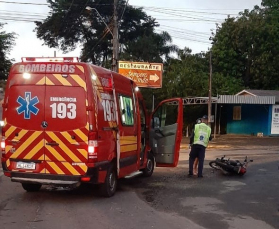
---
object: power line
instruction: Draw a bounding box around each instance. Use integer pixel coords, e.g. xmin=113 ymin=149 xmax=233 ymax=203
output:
xmin=0 ymin=9 xmax=47 ymax=15
xmin=0 ymin=1 xmax=47 ymax=5
xmin=0 ymin=17 xmax=43 ymax=22
xmin=156 ymin=29 xmax=211 ymax=44
xmin=132 ymin=5 xmax=250 ymax=12
xmin=142 ymin=6 xmax=239 ymax=16
xmin=160 ymin=25 xmax=212 ymax=35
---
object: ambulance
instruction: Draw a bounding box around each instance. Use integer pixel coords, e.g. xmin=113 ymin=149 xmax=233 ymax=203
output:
xmin=1 ymin=57 xmax=183 ymax=197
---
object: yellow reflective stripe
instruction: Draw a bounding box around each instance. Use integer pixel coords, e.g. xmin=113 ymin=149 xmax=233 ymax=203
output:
xmin=77 ymin=149 xmax=88 ymax=159
xmin=71 ymin=74 xmax=86 ymax=91
xmin=73 ymin=129 xmax=88 ymax=142
xmin=120 ymin=136 xmax=137 ymax=145
xmin=53 ymin=74 xmax=72 ymax=86
xmin=36 ymin=78 xmax=45 ymax=85
xmin=18 ymin=129 xmax=28 ymax=139
xmin=79 ymin=164 xmax=87 ymax=173
xmin=5 ymin=127 xmax=28 ymax=140
xmin=5 ymin=145 xmax=12 ymax=153
xmin=76 ymin=65 xmax=84 ymax=73
xmin=45 ymin=145 xmax=66 ymax=162
xmin=6 ymin=159 xmax=10 ymax=167
xmin=120 ymin=136 xmax=137 ymax=141
xmin=47 ymin=162 xmax=64 ymax=174
xmin=46 ymin=77 xmax=55 ymax=85
xmin=24 ymin=139 xmax=44 ymax=160
xmin=10 ymin=131 xmax=42 ymax=158
xmin=61 ymin=131 xmax=76 ymax=144
xmin=38 ymin=155 xmax=44 ymax=160
xmin=120 ymin=144 xmax=137 ymax=152
xmin=45 ymin=169 xmax=50 ymax=174
xmin=62 ymin=162 xmax=80 ymax=175
xmin=46 ymin=132 xmax=81 ymax=162
xmin=5 ymin=126 xmax=16 ymax=138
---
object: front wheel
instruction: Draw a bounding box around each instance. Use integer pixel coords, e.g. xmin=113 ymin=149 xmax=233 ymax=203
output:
xmin=99 ymin=165 xmax=117 ymax=197
xmin=141 ymin=155 xmax=155 ymax=177
xmin=209 ymin=161 xmax=221 ymax=170
xmin=22 ymin=183 xmax=42 ymax=192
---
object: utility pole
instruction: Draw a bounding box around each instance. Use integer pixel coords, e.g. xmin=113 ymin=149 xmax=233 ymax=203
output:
xmin=112 ymin=0 xmax=119 ymax=72
xmin=208 ymin=51 xmax=212 ymax=126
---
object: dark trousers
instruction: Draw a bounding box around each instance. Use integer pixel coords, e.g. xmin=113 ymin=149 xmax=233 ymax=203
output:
xmin=189 ymin=144 xmax=206 ymax=176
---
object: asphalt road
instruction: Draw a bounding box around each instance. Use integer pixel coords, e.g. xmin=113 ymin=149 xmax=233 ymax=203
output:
xmin=0 ymin=135 xmax=279 ymax=229
xmin=125 ymin=148 xmax=279 ymax=229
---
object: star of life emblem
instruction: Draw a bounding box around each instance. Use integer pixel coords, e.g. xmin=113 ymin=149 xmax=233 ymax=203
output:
xmin=17 ymin=92 xmax=39 ymax=119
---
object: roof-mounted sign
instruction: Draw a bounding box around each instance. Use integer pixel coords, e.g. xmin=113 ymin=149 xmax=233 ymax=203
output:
xmin=118 ymin=61 xmax=163 ymax=88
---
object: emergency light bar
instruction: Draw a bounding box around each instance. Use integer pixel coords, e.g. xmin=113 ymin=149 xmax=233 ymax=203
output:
xmin=21 ymin=57 xmax=79 ymax=62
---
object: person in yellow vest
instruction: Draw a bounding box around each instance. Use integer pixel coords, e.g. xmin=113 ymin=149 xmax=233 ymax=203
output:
xmin=191 ymin=118 xmax=201 ymax=175
xmin=189 ymin=115 xmax=212 ymax=178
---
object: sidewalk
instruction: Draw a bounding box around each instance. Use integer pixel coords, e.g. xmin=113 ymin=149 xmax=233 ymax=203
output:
xmin=179 ymin=134 xmax=279 ymax=164
xmin=180 ymin=134 xmax=279 ymax=150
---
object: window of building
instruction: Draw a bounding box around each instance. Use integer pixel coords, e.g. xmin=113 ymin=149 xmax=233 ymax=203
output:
xmin=233 ymin=106 xmax=241 ymax=120
xmin=119 ymin=95 xmax=134 ymax=126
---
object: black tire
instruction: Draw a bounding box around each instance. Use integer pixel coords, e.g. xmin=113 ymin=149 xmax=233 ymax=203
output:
xmin=209 ymin=161 xmax=221 ymax=170
xmin=141 ymin=155 xmax=155 ymax=177
xmin=99 ymin=164 xmax=117 ymax=197
xmin=22 ymin=183 xmax=42 ymax=192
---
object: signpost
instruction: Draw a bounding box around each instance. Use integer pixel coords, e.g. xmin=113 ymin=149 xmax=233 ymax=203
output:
xmin=118 ymin=61 xmax=163 ymax=88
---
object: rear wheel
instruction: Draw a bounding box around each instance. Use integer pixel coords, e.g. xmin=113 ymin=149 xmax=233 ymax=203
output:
xmin=99 ymin=165 xmax=117 ymax=197
xmin=141 ymin=155 xmax=155 ymax=177
xmin=209 ymin=161 xmax=221 ymax=170
xmin=21 ymin=183 xmax=42 ymax=192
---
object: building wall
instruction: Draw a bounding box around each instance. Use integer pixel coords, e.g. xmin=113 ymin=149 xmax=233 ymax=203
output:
xmin=226 ymin=104 xmax=271 ymax=136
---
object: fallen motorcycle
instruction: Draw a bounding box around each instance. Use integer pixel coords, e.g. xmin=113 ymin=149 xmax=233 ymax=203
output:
xmin=209 ymin=155 xmax=253 ymax=176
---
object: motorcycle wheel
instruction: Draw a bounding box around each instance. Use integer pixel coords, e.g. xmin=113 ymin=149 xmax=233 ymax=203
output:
xmin=209 ymin=161 xmax=221 ymax=170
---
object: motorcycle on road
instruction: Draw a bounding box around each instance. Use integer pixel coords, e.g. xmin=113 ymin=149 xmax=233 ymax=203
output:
xmin=209 ymin=156 xmax=253 ymax=176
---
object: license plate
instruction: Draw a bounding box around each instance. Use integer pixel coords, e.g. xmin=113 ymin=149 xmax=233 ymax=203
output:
xmin=16 ymin=162 xmax=36 ymax=170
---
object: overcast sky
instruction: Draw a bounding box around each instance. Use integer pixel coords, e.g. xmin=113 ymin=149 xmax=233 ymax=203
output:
xmin=0 ymin=0 xmax=262 ymax=62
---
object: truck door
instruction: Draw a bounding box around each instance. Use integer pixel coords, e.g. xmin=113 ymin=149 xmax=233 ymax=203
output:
xmin=44 ymin=69 xmax=88 ymax=176
xmin=4 ymin=71 xmax=46 ymax=174
xmin=149 ymin=98 xmax=183 ymax=167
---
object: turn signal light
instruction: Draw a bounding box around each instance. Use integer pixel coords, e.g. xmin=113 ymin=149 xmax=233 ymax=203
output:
xmin=1 ymin=137 xmax=5 ymax=151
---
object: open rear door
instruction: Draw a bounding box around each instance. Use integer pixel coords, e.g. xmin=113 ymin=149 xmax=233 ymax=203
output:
xmin=149 ymin=98 xmax=183 ymax=167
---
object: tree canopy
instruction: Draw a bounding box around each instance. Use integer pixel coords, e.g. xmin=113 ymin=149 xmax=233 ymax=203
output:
xmin=35 ymin=0 xmax=176 ymax=67
xmin=32 ymin=0 xmax=279 ymax=95
xmin=0 ymin=23 xmax=16 ymax=80
xmin=211 ymin=1 xmax=279 ymax=90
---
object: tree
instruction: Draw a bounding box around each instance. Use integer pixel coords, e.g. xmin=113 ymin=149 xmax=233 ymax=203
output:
xmin=120 ymin=31 xmax=178 ymax=63
xmin=0 ymin=23 xmax=16 ymax=80
xmin=211 ymin=2 xmax=279 ymax=90
xmin=262 ymin=0 xmax=279 ymax=8
xmin=35 ymin=0 xmax=176 ymax=67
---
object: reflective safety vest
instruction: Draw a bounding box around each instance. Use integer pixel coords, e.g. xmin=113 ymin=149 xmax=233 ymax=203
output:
xmin=193 ymin=123 xmax=211 ymax=147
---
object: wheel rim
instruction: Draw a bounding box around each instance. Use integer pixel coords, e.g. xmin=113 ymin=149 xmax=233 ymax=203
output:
xmin=146 ymin=158 xmax=153 ymax=172
xmin=108 ymin=172 xmax=116 ymax=192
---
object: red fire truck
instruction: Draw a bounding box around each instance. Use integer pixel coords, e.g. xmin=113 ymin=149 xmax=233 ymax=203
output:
xmin=1 ymin=57 xmax=183 ymax=197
